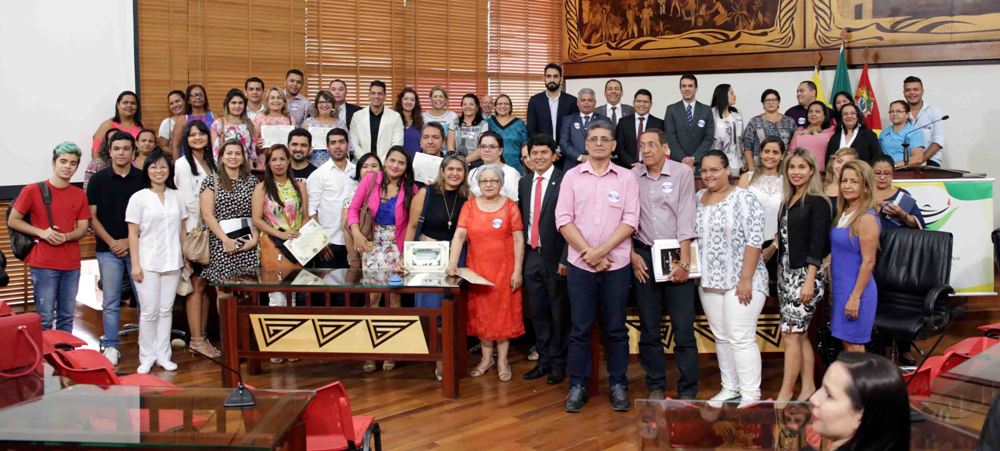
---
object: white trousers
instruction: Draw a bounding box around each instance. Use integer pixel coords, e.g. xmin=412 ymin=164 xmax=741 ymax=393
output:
xmin=699 ymin=288 xmax=766 ymax=399
xmin=135 ymin=269 xmax=180 ymax=366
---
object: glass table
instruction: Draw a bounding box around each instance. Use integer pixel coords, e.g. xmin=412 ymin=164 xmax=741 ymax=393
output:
xmin=211 ymin=269 xmax=468 ymax=398
xmin=0 ymin=384 xmax=313 ymax=449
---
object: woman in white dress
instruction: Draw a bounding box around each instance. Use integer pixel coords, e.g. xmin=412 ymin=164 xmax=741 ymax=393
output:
xmin=738 ymin=137 xmax=784 ymax=283
xmin=710 ymin=84 xmax=745 ymax=176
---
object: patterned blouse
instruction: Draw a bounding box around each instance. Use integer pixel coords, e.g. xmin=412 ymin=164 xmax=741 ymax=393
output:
xmin=263 ymin=179 xmax=303 ymax=231
xmin=741 ymin=114 xmax=796 ymax=156
xmin=211 ymin=118 xmax=256 ymax=162
xmin=695 ymin=187 xmax=769 ymax=294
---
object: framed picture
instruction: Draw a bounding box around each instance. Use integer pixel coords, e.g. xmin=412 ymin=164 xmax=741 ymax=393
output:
xmin=651 ymin=239 xmax=701 ymax=283
xmin=403 ymin=241 xmax=450 ymax=273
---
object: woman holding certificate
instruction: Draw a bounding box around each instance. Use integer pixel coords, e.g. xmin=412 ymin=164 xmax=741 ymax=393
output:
xmin=252 ymin=88 xmax=293 ymax=151
xmin=348 ymin=146 xmax=418 ymax=374
xmin=252 ymin=144 xmax=308 ymax=306
xmin=447 ymin=164 xmax=524 ymax=382
xmin=302 ymin=90 xmax=346 ymax=167
xmin=200 ymin=139 xmax=261 ymax=287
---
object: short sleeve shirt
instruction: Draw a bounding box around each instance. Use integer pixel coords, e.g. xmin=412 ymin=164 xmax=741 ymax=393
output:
xmin=695 ymin=187 xmax=769 ymax=294
xmin=125 ymin=189 xmax=187 ymax=272
xmin=12 ymin=181 xmax=91 ymax=270
xmin=86 ymin=167 xmax=145 ymax=253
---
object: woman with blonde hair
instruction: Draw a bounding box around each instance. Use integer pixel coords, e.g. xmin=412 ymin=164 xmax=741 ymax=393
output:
xmin=775 ymin=149 xmax=831 ymax=402
xmin=423 ymin=86 xmax=458 ymax=151
xmin=830 ymin=160 xmax=879 ymax=353
xmin=823 ymin=147 xmax=858 ymax=210
xmin=252 ymin=87 xmax=293 ymax=150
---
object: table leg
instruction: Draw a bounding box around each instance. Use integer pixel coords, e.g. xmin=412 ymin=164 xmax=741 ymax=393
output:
xmin=442 ymin=299 xmax=458 ymax=398
xmin=457 ymin=287 xmax=469 ymax=375
xmin=221 ymin=295 xmax=240 ymax=387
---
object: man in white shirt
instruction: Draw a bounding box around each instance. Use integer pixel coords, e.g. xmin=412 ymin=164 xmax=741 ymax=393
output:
xmin=904 ymin=75 xmax=946 ymax=167
xmin=306 ymin=128 xmax=356 ymax=271
xmin=244 ymin=77 xmax=265 ymax=120
xmin=597 ymin=79 xmax=634 ymax=129
xmin=349 ymin=80 xmax=404 ymax=161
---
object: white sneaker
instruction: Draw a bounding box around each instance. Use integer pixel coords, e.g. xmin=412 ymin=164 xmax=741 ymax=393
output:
xmin=707 ymin=388 xmax=741 ymax=408
xmin=103 ymin=347 xmax=121 ymax=366
xmin=737 ymin=398 xmax=761 ymax=409
xmin=156 ymin=359 xmax=178 ymax=371
xmin=137 ymin=362 xmax=154 ymax=374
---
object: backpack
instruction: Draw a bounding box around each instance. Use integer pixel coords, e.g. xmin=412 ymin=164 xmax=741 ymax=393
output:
xmin=7 ymin=182 xmax=53 ymax=261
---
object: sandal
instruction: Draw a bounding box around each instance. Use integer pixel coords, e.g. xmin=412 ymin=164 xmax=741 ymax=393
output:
xmin=270 ymin=358 xmax=286 ymax=364
xmin=382 ymin=360 xmax=396 ymax=371
xmin=435 ymin=361 xmax=443 ymax=382
xmin=363 ymin=360 xmax=377 ymax=374
xmin=498 ymin=360 xmax=512 ymax=382
xmin=469 ymin=359 xmax=495 ymax=377
xmin=527 ymin=346 xmax=539 ymax=361
xmin=189 ymin=337 xmax=222 ymax=359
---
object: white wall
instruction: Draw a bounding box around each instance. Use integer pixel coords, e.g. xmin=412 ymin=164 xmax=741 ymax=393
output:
xmin=567 ymin=63 xmax=1000 ymax=226
xmin=0 ymin=0 xmax=135 ymax=188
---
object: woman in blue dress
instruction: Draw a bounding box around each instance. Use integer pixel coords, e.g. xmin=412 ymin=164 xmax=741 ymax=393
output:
xmin=830 ymin=160 xmax=880 ymax=353
xmin=487 ymin=94 xmax=528 ymax=174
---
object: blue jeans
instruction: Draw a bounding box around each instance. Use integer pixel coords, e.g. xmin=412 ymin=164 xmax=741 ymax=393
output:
xmin=566 ymin=265 xmax=631 ymax=388
xmin=96 ymin=251 xmax=135 ymax=349
xmin=31 ymin=268 xmax=80 ymax=332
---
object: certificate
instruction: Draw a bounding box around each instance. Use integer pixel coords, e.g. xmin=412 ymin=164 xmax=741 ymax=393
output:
xmin=412 ymin=152 xmax=443 ymax=185
xmin=403 ymin=240 xmax=449 ymax=273
xmin=283 ymin=219 xmax=331 ymax=266
xmin=308 ymin=127 xmax=335 ymax=150
xmin=456 ymin=268 xmax=494 ymax=286
xmin=652 ymin=239 xmax=701 ymax=282
xmin=260 ymin=125 xmax=295 ymax=148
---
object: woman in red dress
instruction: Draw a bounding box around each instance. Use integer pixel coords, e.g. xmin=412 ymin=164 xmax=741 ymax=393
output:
xmin=448 ymin=164 xmax=525 ymax=382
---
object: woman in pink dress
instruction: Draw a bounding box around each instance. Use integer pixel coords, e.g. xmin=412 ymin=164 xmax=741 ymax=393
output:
xmin=788 ymin=101 xmax=835 ymax=172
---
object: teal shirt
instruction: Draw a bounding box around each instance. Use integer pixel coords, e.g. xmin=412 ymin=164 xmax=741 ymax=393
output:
xmin=879 ymin=122 xmax=925 ymax=165
xmin=487 ymin=116 xmax=528 ymax=174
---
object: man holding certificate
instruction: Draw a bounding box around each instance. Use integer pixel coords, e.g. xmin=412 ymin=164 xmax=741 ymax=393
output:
xmin=629 ymin=128 xmax=699 ymax=402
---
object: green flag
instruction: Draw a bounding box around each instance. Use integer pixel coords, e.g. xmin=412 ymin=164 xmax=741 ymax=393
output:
xmin=830 ymin=43 xmax=852 ymax=101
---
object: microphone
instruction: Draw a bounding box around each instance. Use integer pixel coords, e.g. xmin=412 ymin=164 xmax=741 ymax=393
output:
xmin=902 ymin=115 xmax=949 ymax=166
xmin=191 ymin=346 xmax=256 ymax=408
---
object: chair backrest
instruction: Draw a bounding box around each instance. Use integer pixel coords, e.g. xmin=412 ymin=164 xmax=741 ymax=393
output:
xmin=47 ymin=349 xmax=121 ymax=386
xmin=875 ymin=229 xmax=952 ymax=312
xmin=305 ymin=381 xmax=357 ymax=442
xmin=993 ymin=227 xmax=1000 ymax=273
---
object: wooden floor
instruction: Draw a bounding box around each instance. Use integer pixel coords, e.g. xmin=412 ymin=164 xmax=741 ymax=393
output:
xmin=59 ymin=275 xmax=1000 ymax=450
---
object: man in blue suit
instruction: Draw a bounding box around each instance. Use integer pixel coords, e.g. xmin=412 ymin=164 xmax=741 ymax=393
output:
xmin=527 ymin=63 xmax=579 ymax=144
xmin=559 ymin=88 xmax=609 ymax=171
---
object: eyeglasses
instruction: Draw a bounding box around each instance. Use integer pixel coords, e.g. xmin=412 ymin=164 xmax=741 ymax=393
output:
xmin=874 ymin=171 xmax=893 ymax=178
xmin=478 ymin=179 xmax=501 ymax=185
xmin=478 ymin=144 xmax=500 ymax=150
xmin=586 ymin=137 xmax=614 ymax=144
xmin=763 ymin=98 xmax=779 ymax=103
xmin=189 ymin=93 xmax=205 ymax=98
xmin=889 ymin=110 xmax=906 ymax=114
xmin=317 ymin=100 xmax=333 ymax=105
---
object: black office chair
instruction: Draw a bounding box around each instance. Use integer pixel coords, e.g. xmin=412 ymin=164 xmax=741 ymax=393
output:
xmin=874 ymin=229 xmax=965 ymax=371
xmin=992 ymin=227 xmax=1000 ymax=273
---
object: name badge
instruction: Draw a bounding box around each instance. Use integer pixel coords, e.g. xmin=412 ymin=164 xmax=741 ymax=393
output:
xmin=608 ymin=190 xmax=621 ymax=203
xmin=661 ymin=181 xmax=674 ymax=193
xmin=491 ymin=218 xmax=504 ymax=229
xmin=797 ymin=117 xmax=806 ymax=125
xmin=574 ymin=122 xmax=581 ymax=129
xmin=697 ymin=119 xmax=705 ymax=128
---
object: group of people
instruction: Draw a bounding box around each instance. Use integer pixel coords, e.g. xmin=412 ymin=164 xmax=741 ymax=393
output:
xmin=11 ymin=64 xmax=940 ymax=430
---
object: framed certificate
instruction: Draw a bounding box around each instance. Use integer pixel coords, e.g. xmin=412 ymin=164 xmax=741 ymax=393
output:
xmin=651 ymin=239 xmax=701 ymax=282
xmin=403 ymin=241 xmax=449 ymax=273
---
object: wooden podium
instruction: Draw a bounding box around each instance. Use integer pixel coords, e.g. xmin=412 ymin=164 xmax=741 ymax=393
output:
xmin=894 ymin=165 xmax=986 ymax=180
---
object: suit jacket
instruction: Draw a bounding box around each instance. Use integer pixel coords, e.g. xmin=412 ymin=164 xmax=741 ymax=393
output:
xmin=558 ymin=112 xmax=610 ymax=172
xmin=613 ymin=113 xmax=665 ymax=168
xmin=596 ymin=103 xmax=635 ymax=128
xmin=344 ymin=103 xmax=362 ymax=130
xmin=664 ymin=100 xmax=715 ymax=165
xmin=349 ymin=106 xmax=405 ymax=162
xmin=518 ymin=168 xmax=567 ymax=272
xmin=527 ymin=91 xmax=579 ymax=143
xmin=826 ymin=126 xmax=882 ymax=165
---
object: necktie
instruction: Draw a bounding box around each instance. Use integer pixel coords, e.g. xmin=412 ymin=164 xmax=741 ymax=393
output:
xmin=583 ymin=115 xmax=590 ymax=127
xmin=530 ymin=176 xmax=544 ymax=249
xmin=686 ymin=104 xmax=694 ymax=126
xmin=610 ymin=106 xmax=618 ymax=127
xmin=636 ymin=117 xmax=646 ymax=162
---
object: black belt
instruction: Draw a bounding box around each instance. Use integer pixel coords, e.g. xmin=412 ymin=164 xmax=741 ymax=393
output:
xmin=525 ymin=245 xmax=543 ymax=254
xmin=632 ymin=239 xmax=652 ymax=251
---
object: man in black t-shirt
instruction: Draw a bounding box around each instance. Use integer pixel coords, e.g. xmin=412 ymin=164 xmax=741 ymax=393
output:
xmin=287 ymin=128 xmax=316 ymax=181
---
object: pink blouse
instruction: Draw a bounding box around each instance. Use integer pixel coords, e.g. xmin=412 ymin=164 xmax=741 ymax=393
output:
xmin=347 ymin=172 xmax=418 ymax=253
xmin=788 ymin=126 xmax=835 ymax=171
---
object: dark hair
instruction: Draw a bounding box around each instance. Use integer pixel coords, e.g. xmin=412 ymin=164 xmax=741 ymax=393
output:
xmin=832 ymin=91 xmax=854 ymax=109
xmin=216 ymin=139 xmax=252 ymax=191
xmin=167 ymin=89 xmax=186 ymax=102
xmin=244 ymin=77 xmax=264 ymax=90
xmin=634 ymin=89 xmax=653 ymax=101
xmin=184 ymin=84 xmax=209 ymax=114
xmin=800 ymin=80 xmax=818 ymax=92
xmin=605 ymin=79 xmax=622 ymax=90
xmin=584 ymin=121 xmax=615 ymax=140
xmin=544 ymin=63 xmax=563 ymax=76
xmin=679 ymin=73 xmax=698 ymax=87
xmin=135 ymin=128 xmax=158 ymax=156
xmin=326 ymin=127 xmax=349 ymax=145
xmin=353 ymin=152 xmax=382 ymax=181
xmin=702 ymin=149 xmax=729 ymax=168
xmin=903 ymin=76 xmax=922 ymax=86
xmin=838 ymin=104 xmax=864 ymax=130
xmin=710 ymin=84 xmax=737 ymax=118
xmin=262 ymin=144 xmax=304 ymax=209
xmin=112 ymin=91 xmax=143 ymax=127
xmin=478 ymin=131 xmax=504 ymax=162
xmin=381 ymin=146 xmax=416 ymax=210
xmin=422 ymin=121 xmax=445 ymax=138
xmin=141 ymin=149 xmax=177 ymax=190
xmin=759 ymin=137 xmax=786 ymax=153
xmin=890 ymin=100 xmax=910 ymax=113
xmin=394 ymin=87 xmax=424 ymax=129
xmin=330 ymin=79 xmax=347 ymax=90
xmin=108 ymin=130 xmax=136 ymax=151
xmin=872 ymin=154 xmax=895 ymax=168
xmin=459 ymin=93 xmax=484 ymax=126
xmin=640 ymin=128 xmax=667 ymax=144
xmin=286 ymin=69 xmax=304 ymax=79
xmin=223 ymin=89 xmax=255 ymax=138
xmin=760 ymin=89 xmax=780 ymax=103
xmin=524 ymin=133 xmax=557 ymax=154
xmin=369 ymin=80 xmax=387 ymax=92
xmin=806 ymin=100 xmax=832 ymax=129
xmin=97 ymin=127 xmax=120 ymax=165
xmin=834 ymin=352 xmax=910 ymax=451
xmin=309 ymin=90 xmax=336 ymax=118
xmin=287 ymin=127 xmax=312 ymax=145
xmin=180 ymin=120 xmax=217 ymax=176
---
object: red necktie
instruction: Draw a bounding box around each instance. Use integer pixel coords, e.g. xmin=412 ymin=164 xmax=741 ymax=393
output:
xmin=636 ymin=116 xmax=646 ymax=162
xmin=530 ymin=176 xmax=544 ymax=249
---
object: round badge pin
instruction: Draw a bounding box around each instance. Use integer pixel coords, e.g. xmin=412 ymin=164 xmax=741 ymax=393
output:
xmin=491 ymin=218 xmax=504 ymax=229
xmin=697 ymin=119 xmax=705 ymax=128
xmin=661 ymin=181 xmax=674 ymax=193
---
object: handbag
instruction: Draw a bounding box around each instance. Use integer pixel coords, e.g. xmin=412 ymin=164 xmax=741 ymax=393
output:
xmin=259 ymin=233 xmax=302 ymax=272
xmin=176 ymin=267 xmax=193 ymax=296
xmin=7 ymin=182 xmax=53 ymax=261
xmin=0 ymin=311 xmax=43 ymax=378
xmin=357 ymin=174 xmax=378 ymax=241
xmin=182 ymin=177 xmax=214 ymax=265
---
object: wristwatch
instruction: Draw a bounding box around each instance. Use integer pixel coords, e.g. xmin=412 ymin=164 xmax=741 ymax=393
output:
xmin=676 ymin=261 xmax=691 ymax=271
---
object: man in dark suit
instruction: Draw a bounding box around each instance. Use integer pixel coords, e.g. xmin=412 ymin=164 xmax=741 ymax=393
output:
xmin=614 ymin=89 xmax=665 ymax=168
xmin=330 ymin=79 xmax=363 ymax=130
xmin=519 ymin=133 xmax=569 ymax=385
xmin=527 ymin=63 xmax=579 ymax=143
xmin=559 ymin=88 xmax=609 ymax=172
xmin=597 ymin=79 xmax=634 ymax=129
xmin=664 ymin=74 xmax=714 ymax=170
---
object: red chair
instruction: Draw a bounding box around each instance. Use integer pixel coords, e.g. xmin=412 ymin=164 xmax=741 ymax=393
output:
xmin=41 ymin=330 xmax=87 ymax=354
xmin=47 ymin=348 xmax=175 ymax=388
xmin=304 ymin=381 xmax=381 ymax=451
xmin=945 ymin=336 xmax=999 ymax=358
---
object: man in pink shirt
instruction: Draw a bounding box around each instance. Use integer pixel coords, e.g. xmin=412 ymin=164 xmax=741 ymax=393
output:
xmin=555 ymin=121 xmax=639 ymax=413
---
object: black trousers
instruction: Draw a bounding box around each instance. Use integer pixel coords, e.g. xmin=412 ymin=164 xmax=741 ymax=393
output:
xmin=523 ymin=248 xmax=569 ymax=371
xmin=633 ymin=241 xmax=699 ymax=396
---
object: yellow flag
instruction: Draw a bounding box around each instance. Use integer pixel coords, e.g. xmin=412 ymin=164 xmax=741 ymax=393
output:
xmin=812 ymin=67 xmax=829 ymax=107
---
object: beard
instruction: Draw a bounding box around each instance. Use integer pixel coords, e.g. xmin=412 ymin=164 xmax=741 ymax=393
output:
xmin=546 ymin=82 xmax=560 ymax=92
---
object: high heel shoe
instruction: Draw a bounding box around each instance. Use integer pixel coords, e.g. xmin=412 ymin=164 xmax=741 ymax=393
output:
xmin=363 ymin=360 xmax=377 ymax=374
xmin=382 ymin=360 xmax=396 ymax=371
xmin=498 ymin=361 xmax=512 ymax=382
xmin=469 ymin=359 xmax=495 ymax=377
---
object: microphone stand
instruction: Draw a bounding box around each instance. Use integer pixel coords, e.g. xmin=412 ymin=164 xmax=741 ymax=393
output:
xmin=191 ymin=347 xmax=256 ymax=408
xmin=900 ymin=114 xmax=950 ymax=168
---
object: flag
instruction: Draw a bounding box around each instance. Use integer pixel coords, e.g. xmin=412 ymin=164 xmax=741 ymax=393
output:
xmin=812 ymin=66 xmax=828 ymax=107
xmin=854 ymin=63 xmax=882 ymax=135
xmin=830 ymin=43 xmax=852 ymax=102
